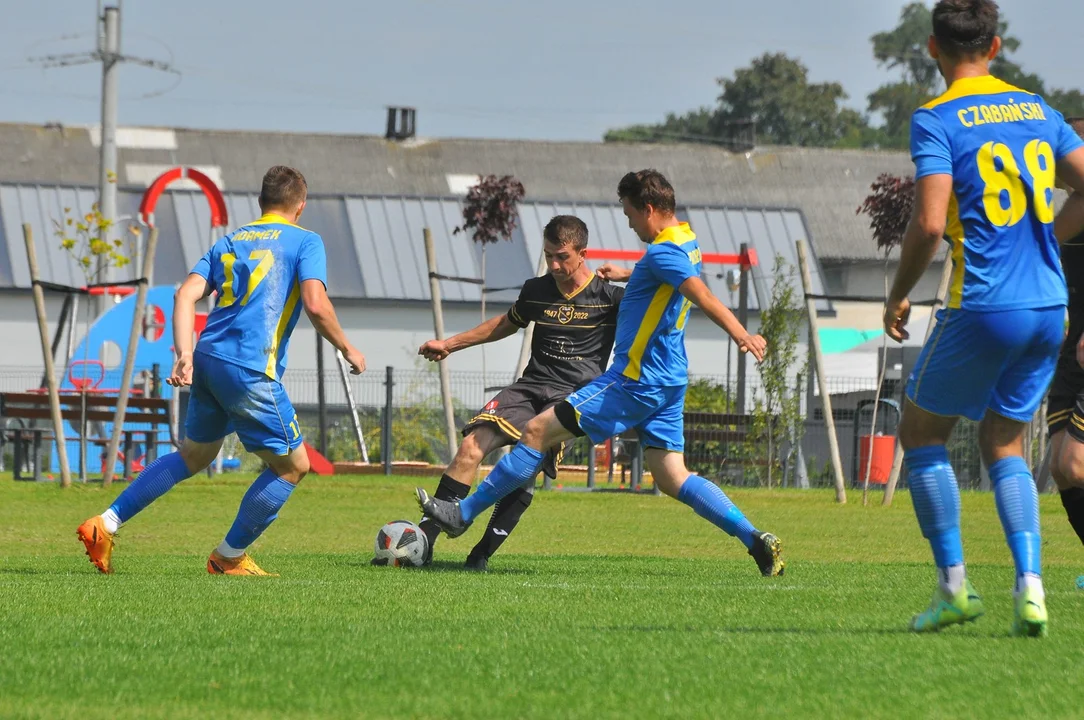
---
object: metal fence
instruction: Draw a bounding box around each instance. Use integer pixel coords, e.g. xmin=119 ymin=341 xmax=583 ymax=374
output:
xmin=0 ymin=365 xmax=1046 ymax=490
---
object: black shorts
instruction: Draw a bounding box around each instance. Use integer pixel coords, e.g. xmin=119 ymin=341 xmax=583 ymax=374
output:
xmin=1047 ymin=351 xmax=1084 ymax=441
xmin=462 ymin=380 xmax=569 ymax=441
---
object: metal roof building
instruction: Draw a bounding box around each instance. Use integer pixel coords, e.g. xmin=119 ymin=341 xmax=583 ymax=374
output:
xmin=0 ymin=184 xmax=826 ymax=311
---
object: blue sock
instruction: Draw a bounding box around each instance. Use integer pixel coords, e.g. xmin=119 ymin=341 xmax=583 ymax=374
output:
xmin=989 ymin=455 xmax=1041 ymax=578
xmin=460 ymin=443 xmax=544 ymax=523
xmin=108 ymin=452 xmax=192 ymax=524
xmin=223 ymin=469 xmax=296 ymax=551
xmin=905 ymin=445 xmax=964 ymax=569
xmin=677 ymin=475 xmax=758 ymax=549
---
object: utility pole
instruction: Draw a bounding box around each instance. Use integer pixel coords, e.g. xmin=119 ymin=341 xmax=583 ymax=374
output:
xmin=97 ymin=5 xmax=120 ymax=314
xmin=30 ymin=1 xmax=178 ymax=317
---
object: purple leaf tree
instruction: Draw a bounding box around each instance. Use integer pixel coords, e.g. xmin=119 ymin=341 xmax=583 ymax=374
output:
xmin=454 ymin=174 xmax=526 ymax=386
xmin=454 ymin=174 xmax=526 ymax=245
xmin=857 ymin=172 xmax=915 ymax=255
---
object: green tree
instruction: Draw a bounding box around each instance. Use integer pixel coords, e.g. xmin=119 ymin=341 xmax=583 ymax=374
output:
xmin=868 ymin=3 xmax=1084 ymax=148
xmin=739 ymin=257 xmax=806 ymax=487
xmin=605 ymin=53 xmax=871 ymax=148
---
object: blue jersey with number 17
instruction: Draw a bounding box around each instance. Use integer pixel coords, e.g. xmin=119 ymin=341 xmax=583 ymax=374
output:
xmin=911 ymin=75 xmax=1083 ymax=311
xmin=191 ymin=213 xmax=327 ymax=381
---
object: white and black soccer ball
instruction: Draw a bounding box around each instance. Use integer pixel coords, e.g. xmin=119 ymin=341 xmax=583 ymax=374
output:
xmin=372 ymin=520 xmax=428 ymax=567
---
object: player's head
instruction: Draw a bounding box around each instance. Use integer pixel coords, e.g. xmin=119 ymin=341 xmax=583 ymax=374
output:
xmin=928 ymin=0 xmax=1001 ymax=75
xmin=1058 ymin=118 xmax=1084 ymax=192
xmin=258 ymin=165 xmax=308 ymax=220
xmin=542 ymin=215 xmax=588 ymax=282
xmin=618 ymin=169 xmax=676 ymax=243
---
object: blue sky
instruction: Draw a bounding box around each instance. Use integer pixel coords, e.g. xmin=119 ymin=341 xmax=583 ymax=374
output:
xmin=0 ymin=0 xmax=1079 ymax=141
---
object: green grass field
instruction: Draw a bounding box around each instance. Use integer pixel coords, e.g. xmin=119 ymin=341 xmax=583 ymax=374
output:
xmin=1 ymin=473 xmax=1082 ymax=719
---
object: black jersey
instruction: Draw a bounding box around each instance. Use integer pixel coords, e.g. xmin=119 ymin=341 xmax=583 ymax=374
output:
xmin=507 ymin=274 xmax=624 ymax=391
xmin=1062 ymin=230 xmax=1084 ymax=353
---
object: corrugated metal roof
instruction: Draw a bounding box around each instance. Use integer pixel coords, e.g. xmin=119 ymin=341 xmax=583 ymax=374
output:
xmin=0 ymin=122 xmax=911 ymax=261
xmin=0 ymin=183 xmax=828 ymax=310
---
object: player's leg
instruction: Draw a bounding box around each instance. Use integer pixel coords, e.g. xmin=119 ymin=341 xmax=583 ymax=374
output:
xmin=984 ymin=306 xmax=1063 ymax=635
xmin=464 ymin=483 xmax=534 ymax=571
xmin=418 ymin=370 xmax=631 ymax=535
xmin=1047 ymin=374 xmax=1084 ymax=549
xmin=900 ymin=309 xmax=1000 ymax=631
xmin=645 ymin=448 xmax=784 ymax=576
xmin=464 ymin=392 xmax=565 ymax=570
xmin=418 ymin=385 xmax=529 ymax=557
xmin=207 ymin=363 xmax=308 ymax=576
xmin=77 ymin=358 xmax=227 ymax=573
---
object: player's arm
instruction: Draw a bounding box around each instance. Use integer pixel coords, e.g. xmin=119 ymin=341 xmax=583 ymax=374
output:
xmin=677 ymin=276 xmax=766 ymax=362
xmin=885 ymin=174 xmax=953 ymax=341
xmin=1055 ymin=192 xmax=1084 ymax=244
xmin=301 ymin=279 xmax=365 ymax=374
xmin=596 ymin=263 xmax=633 ymax=283
xmin=166 ymin=273 xmax=211 ymax=387
xmin=1055 ymin=147 xmax=1084 ymax=242
xmin=418 ymin=314 xmax=519 ymax=362
xmin=886 ymin=108 xmax=953 ymax=342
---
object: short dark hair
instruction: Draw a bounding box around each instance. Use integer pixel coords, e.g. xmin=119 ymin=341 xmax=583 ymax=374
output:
xmin=543 ymin=215 xmax=589 ymax=251
xmin=617 ymin=169 xmax=676 ymax=215
xmin=1068 ymin=117 xmax=1084 ymax=140
xmin=259 ymin=165 xmax=307 ymax=210
xmin=932 ymin=0 xmax=999 ymax=59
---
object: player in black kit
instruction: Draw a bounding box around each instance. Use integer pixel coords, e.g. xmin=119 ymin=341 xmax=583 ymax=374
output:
xmin=1047 ymin=117 xmax=1084 ymax=580
xmin=415 ymin=215 xmax=624 ymax=570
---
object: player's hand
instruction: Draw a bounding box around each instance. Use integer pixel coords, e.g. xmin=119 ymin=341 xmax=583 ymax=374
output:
xmin=1076 ymin=331 xmax=1084 ymax=371
xmin=884 ymin=297 xmax=911 ymax=342
xmin=738 ymin=333 xmax=767 ymax=362
xmin=418 ymin=339 xmax=450 ymax=362
xmin=343 ymin=346 xmax=366 ymax=375
xmin=166 ymin=353 xmax=194 ymax=388
xmin=596 ymin=263 xmax=632 ymax=283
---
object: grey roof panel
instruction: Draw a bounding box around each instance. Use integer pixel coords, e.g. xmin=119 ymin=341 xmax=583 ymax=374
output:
xmin=295 ymin=196 xmax=364 ymax=298
xmin=344 ymin=198 xmax=387 ymax=298
xmin=0 ymin=184 xmax=830 ymax=311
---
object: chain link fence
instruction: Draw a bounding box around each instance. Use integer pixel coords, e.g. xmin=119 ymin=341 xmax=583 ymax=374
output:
xmin=0 ymin=365 xmax=1047 ymax=490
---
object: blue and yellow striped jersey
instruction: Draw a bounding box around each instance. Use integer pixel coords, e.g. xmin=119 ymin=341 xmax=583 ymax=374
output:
xmin=610 ymin=223 xmax=702 ymax=386
xmin=191 ymin=213 xmax=327 ymax=380
xmin=911 ymin=75 xmax=1083 ymax=311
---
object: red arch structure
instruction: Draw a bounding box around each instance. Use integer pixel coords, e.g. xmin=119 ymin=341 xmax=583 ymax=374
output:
xmin=138 ymin=167 xmax=228 ymax=229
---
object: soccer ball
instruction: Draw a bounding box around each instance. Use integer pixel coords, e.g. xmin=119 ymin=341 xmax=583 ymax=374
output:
xmin=372 ymin=520 xmax=428 ymax=567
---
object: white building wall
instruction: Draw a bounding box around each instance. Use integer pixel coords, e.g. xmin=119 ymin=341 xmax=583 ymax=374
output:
xmin=0 ymin=292 xmax=764 ymax=395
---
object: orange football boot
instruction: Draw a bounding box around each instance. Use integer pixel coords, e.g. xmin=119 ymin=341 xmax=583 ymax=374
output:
xmin=206 ymin=550 xmax=277 ymax=576
xmin=76 ymin=516 xmax=115 ymax=574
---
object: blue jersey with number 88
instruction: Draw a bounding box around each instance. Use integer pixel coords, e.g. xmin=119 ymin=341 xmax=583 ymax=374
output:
xmin=192 ymin=213 xmax=327 ymax=380
xmin=911 ymin=75 xmax=1084 ymax=311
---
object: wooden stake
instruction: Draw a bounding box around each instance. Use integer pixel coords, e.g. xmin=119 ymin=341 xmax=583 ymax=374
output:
xmin=24 ymin=224 xmax=72 ymax=488
xmin=882 ymin=256 xmax=953 ymax=505
xmin=102 ymin=228 xmax=159 ymax=487
xmin=424 ymin=228 xmax=459 ymax=460
xmin=796 ymin=239 xmax=846 ymax=503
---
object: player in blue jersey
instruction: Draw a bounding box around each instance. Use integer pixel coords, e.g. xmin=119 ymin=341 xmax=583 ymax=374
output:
xmin=883 ymin=0 xmax=1084 ymax=635
xmin=418 ymin=169 xmax=786 ymax=576
xmin=77 ymin=166 xmax=366 ymax=576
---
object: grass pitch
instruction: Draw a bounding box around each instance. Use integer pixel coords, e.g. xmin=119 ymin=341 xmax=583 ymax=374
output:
xmin=1 ymin=473 xmax=1082 ymax=719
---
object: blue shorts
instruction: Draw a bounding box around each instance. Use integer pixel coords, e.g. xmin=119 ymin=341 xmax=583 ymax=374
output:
xmin=906 ymin=306 xmax=1064 ymax=423
xmin=185 ymin=352 xmax=303 ymax=455
xmin=564 ymin=368 xmax=686 ymax=452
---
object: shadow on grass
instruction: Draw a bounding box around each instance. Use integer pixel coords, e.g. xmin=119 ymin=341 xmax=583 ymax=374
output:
xmin=341 ymin=558 xmax=537 ymax=575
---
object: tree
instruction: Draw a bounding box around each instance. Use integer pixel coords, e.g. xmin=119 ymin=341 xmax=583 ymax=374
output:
xmin=605 ymin=53 xmax=872 ymax=148
xmin=454 ymin=174 xmax=526 ymax=246
xmin=740 ymin=257 xmax=806 ymax=487
xmin=856 ymin=173 xmax=915 ymax=255
xmin=867 ymin=3 xmax=1084 ymax=147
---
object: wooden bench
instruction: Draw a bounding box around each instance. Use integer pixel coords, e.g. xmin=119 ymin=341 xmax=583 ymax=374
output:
xmin=0 ymin=392 xmax=170 ymax=481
